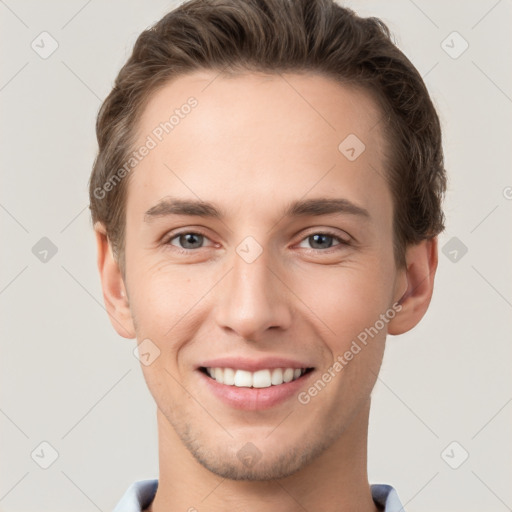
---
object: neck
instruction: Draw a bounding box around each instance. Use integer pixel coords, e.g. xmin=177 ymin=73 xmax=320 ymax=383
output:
xmin=146 ymin=400 xmax=379 ymax=512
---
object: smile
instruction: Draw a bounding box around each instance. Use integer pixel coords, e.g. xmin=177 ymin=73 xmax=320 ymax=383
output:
xmin=200 ymin=367 xmax=313 ymax=388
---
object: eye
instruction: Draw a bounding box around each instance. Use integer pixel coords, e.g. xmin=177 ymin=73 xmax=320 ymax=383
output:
xmin=166 ymin=231 xmax=213 ymax=250
xmin=297 ymin=232 xmax=349 ymax=250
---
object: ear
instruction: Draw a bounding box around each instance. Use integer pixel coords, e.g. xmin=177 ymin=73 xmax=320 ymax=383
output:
xmin=388 ymin=237 xmax=438 ymax=335
xmin=94 ymin=222 xmax=136 ymax=339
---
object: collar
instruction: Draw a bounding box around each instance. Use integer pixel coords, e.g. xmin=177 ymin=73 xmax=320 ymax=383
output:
xmin=113 ymin=479 xmax=406 ymax=511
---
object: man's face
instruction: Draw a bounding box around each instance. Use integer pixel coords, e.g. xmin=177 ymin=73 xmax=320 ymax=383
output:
xmin=120 ymin=71 xmax=406 ymax=479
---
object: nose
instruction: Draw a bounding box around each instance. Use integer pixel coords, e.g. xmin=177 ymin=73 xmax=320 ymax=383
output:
xmin=214 ymin=246 xmax=293 ymax=341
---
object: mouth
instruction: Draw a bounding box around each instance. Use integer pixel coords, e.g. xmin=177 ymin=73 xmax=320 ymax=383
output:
xmin=199 ymin=366 xmax=315 ymax=388
xmin=196 ymin=357 xmax=316 ymax=410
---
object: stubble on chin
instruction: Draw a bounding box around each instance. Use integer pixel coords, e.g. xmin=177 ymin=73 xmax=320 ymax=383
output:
xmin=170 ymin=415 xmax=347 ymax=482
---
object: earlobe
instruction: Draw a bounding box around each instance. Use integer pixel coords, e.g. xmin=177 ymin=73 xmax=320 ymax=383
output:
xmin=388 ymin=237 xmax=438 ymax=336
xmin=94 ymin=222 xmax=136 ymax=339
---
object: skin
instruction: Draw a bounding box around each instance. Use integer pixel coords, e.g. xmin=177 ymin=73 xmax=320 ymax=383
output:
xmin=95 ymin=71 xmax=438 ymax=512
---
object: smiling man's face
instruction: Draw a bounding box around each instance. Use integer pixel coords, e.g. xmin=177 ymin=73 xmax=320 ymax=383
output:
xmin=97 ymin=70 xmax=419 ymax=480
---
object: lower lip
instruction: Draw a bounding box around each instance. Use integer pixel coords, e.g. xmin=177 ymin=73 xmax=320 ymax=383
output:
xmin=198 ymin=370 xmax=314 ymax=410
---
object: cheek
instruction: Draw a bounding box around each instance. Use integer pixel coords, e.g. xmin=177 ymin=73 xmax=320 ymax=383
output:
xmin=293 ymin=263 xmax=394 ymax=346
xmin=127 ymin=260 xmax=213 ymax=339
xmin=128 ymin=266 xmax=200 ymax=392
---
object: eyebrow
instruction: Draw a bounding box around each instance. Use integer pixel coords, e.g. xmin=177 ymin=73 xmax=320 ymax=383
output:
xmin=143 ymin=196 xmax=370 ymax=222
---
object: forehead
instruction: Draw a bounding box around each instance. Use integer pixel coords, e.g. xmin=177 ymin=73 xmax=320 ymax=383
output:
xmin=127 ymin=70 xmax=391 ymax=222
xmin=135 ymin=70 xmax=385 ymax=153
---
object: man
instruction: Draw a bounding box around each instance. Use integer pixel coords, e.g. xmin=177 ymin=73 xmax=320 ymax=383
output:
xmin=89 ymin=0 xmax=446 ymax=510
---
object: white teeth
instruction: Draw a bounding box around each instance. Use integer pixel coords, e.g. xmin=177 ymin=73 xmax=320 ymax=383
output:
xmin=252 ymin=369 xmax=271 ymax=388
xmin=204 ymin=367 xmax=307 ymax=388
xmin=283 ymin=368 xmax=294 ymax=383
xmin=213 ymin=367 xmax=224 ymax=384
xmin=223 ymin=367 xmax=235 ymax=385
xmin=271 ymin=368 xmax=283 ymax=385
xmin=234 ymin=370 xmax=252 ymax=387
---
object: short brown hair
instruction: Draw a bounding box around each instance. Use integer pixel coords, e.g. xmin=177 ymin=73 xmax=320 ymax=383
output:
xmin=89 ymin=0 xmax=446 ymax=272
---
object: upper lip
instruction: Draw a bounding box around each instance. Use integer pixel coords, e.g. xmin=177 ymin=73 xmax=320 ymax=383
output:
xmin=198 ymin=357 xmax=314 ymax=372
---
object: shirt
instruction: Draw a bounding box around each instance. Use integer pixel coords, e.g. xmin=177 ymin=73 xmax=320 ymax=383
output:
xmin=112 ymin=478 xmax=405 ymax=511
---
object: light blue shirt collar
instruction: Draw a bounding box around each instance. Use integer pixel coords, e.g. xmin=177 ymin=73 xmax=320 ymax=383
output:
xmin=113 ymin=479 xmax=405 ymax=511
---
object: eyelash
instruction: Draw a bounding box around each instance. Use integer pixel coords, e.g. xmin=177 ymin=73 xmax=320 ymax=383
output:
xmin=297 ymin=231 xmax=351 ymax=252
xmin=163 ymin=230 xmax=351 ymax=254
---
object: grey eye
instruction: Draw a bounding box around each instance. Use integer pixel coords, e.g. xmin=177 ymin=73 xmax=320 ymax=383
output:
xmin=173 ymin=233 xmax=204 ymax=249
xmin=306 ymin=234 xmax=336 ymax=249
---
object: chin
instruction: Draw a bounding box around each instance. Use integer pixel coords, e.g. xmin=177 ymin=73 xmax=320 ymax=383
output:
xmin=191 ymin=450 xmax=308 ymax=481
xmin=179 ymin=422 xmax=339 ymax=482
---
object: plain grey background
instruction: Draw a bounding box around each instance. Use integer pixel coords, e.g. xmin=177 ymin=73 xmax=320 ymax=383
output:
xmin=1 ymin=1 xmax=511 ymax=511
